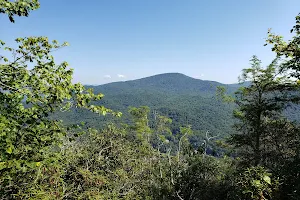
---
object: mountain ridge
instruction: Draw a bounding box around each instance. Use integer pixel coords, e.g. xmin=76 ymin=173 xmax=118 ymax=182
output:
xmin=56 ymin=73 xmax=238 ymax=142
xmin=88 ymin=73 xmax=240 ymax=97
xmin=86 ymin=73 xmax=241 ymax=88
xmin=56 ymin=72 xmax=299 ymax=146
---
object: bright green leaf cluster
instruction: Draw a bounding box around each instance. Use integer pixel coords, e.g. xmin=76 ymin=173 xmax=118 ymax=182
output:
xmin=0 ymin=0 xmax=40 ymax=22
xmin=266 ymin=13 xmax=300 ymax=79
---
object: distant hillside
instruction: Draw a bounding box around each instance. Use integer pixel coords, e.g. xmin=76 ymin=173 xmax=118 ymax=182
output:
xmin=55 ymin=72 xmax=300 ymax=146
xmin=56 ymin=73 xmax=239 ymax=140
xmin=88 ymin=73 xmax=239 ymax=96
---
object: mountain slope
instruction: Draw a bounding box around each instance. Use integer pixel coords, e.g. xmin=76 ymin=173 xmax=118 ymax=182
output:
xmin=56 ymin=73 xmax=238 ymax=139
xmin=54 ymin=73 xmax=300 ymax=148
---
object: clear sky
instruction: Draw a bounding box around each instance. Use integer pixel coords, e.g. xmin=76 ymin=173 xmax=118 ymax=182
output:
xmin=1 ymin=0 xmax=300 ymax=84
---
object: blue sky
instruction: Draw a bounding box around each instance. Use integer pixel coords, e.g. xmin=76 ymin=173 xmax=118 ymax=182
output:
xmin=1 ymin=0 xmax=300 ymax=84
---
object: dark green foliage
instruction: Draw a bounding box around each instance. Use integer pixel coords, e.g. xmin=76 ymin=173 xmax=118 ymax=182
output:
xmin=175 ymin=155 xmax=234 ymax=200
xmin=278 ymin=154 xmax=300 ymax=200
xmin=229 ymin=166 xmax=279 ymax=200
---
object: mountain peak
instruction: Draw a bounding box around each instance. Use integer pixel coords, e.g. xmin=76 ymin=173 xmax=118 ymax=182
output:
xmin=138 ymin=72 xmax=197 ymax=81
xmin=91 ymin=72 xmax=231 ymax=96
xmin=134 ymin=72 xmax=198 ymax=83
xmin=147 ymin=72 xmax=190 ymax=78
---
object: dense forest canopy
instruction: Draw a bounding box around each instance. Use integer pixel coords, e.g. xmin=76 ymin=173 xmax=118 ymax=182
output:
xmin=1 ymin=1 xmax=300 ymax=199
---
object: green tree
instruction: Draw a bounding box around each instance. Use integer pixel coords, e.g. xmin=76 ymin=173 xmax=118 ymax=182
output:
xmin=151 ymin=114 xmax=172 ymax=152
xmin=0 ymin=1 xmax=119 ymax=198
xmin=265 ymin=13 xmax=300 ymax=199
xmin=266 ymin=13 xmax=300 ymax=79
xmin=0 ymin=0 xmax=40 ymax=22
xmin=228 ymin=55 xmax=299 ymax=166
xmin=128 ymin=106 xmax=152 ymax=142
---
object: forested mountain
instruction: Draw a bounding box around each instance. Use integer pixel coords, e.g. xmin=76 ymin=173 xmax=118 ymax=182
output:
xmin=56 ymin=73 xmax=300 ymax=140
xmin=55 ymin=73 xmax=238 ymax=138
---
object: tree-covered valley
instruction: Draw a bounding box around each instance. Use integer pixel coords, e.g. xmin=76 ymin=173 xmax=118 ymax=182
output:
xmin=1 ymin=1 xmax=300 ymax=200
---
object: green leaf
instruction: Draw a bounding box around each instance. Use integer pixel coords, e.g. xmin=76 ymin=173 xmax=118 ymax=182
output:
xmin=36 ymin=162 xmax=41 ymax=167
xmin=6 ymin=146 xmax=13 ymax=154
xmin=37 ymin=53 xmax=43 ymax=59
xmin=263 ymin=175 xmax=271 ymax=185
xmin=252 ymin=180 xmax=261 ymax=187
xmin=0 ymin=162 xmax=6 ymax=170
